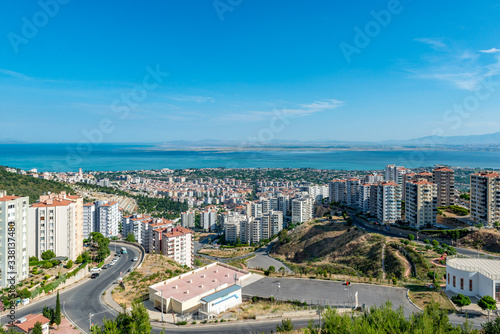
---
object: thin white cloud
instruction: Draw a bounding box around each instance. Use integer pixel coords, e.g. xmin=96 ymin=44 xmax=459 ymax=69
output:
xmin=479 ymin=48 xmax=500 ymax=54
xmin=407 ymin=41 xmax=500 ymax=91
xmin=414 ymin=38 xmax=447 ymax=50
xmin=225 ymin=99 xmax=343 ymax=121
xmin=0 ymin=68 xmax=33 ymax=81
xmin=169 ymin=95 xmax=215 ymax=103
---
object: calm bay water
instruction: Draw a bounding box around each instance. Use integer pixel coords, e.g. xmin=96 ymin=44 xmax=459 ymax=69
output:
xmin=0 ymin=144 xmax=499 ymax=172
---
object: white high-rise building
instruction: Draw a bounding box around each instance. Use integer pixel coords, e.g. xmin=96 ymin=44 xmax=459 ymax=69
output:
xmin=200 ymin=209 xmax=217 ymax=231
xmin=261 ymin=211 xmax=283 ymax=239
xmin=277 ymin=196 xmax=290 ymax=216
xmin=181 ymin=211 xmax=195 ymax=228
xmin=329 ymin=180 xmax=347 ymax=204
xmin=251 ymin=202 xmax=263 ymax=218
xmin=346 ymin=178 xmax=361 ymax=208
xmin=376 ymin=181 xmax=402 ymax=224
xmin=29 ymin=192 xmax=83 ymax=261
xmin=83 ymin=203 xmax=96 ymax=240
xmin=364 ymin=174 xmax=384 ymax=184
xmin=307 ymin=185 xmax=329 ymax=203
xmin=95 ymin=201 xmax=120 ymax=238
xmin=260 ymin=198 xmax=271 ymax=215
xmin=291 ymin=196 xmax=313 ymax=224
xmin=405 ymin=180 xmax=437 ymax=229
xmin=0 ymin=191 xmax=28 ymax=288
xmin=358 ymin=184 xmax=372 ymax=214
xmin=471 ymin=172 xmax=500 ymax=226
xmin=433 ymin=167 xmax=455 ymax=207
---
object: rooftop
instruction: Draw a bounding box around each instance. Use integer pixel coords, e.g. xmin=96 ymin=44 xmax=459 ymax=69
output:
xmin=447 ymin=258 xmax=500 ymax=279
xmin=11 ymin=314 xmax=50 ymax=332
xmin=151 ymin=263 xmax=249 ymax=302
xmin=200 ymin=284 xmax=241 ymax=303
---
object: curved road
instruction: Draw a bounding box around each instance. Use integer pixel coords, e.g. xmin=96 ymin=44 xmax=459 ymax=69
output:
xmin=2 ymin=243 xmax=316 ymax=334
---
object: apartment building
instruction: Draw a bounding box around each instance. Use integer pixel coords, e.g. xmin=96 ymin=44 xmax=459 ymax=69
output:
xmin=376 ymin=181 xmax=402 ymax=224
xmin=358 ymin=183 xmax=372 ymax=214
xmin=200 ymin=209 xmax=217 ymax=231
xmin=160 ymin=226 xmax=194 ymax=267
xmin=346 ymin=178 xmax=361 ymax=208
xmin=470 ymin=172 xmax=500 ymax=225
xmin=181 ymin=210 xmax=195 ymax=228
xmin=328 ymin=180 xmax=347 ymax=204
xmin=405 ymin=180 xmax=438 ymax=229
xmin=251 ymin=202 xmax=263 ymax=218
xmin=363 ymin=174 xmax=384 ymax=184
xmin=307 ymin=185 xmax=329 ymax=203
xmin=96 ymin=201 xmax=120 ymax=238
xmin=291 ymin=196 xmax=313 ymax=224
xmin=29 ymin=192 xmax=83 ymax=261
xmin=0 ymin=191 xmax=28 ymax=287
xmin=223 ymin=212 xmax=246 ymax=243
xmin=83 ymin=203 xmax=96 ymax=239
xmin=261 ymin=210 xmax=283 ymax=239
xmin=433 ymin=167 xmax=455 ymax=207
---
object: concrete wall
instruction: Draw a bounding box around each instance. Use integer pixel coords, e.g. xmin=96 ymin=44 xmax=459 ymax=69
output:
xmin=446 ymin=265 xmax=494 ymax=298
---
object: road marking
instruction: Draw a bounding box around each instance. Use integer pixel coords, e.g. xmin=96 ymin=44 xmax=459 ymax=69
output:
xmin=63 ymin=301 xmax=87 ymax=334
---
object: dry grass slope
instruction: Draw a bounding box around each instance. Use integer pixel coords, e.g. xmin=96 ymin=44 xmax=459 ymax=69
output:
xmin=272 ymin=221 xmax=386 ymax=277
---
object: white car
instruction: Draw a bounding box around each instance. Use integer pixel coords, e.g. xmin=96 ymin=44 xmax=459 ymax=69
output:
xmin=132 ymin=257 xmax=138 ymax=262
xmin=90 ymin=267 xmax=101 ymax=273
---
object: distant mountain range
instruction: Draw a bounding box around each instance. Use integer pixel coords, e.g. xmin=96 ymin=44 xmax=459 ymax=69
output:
xmin=158 ymin=132 xmax=500 ymax=149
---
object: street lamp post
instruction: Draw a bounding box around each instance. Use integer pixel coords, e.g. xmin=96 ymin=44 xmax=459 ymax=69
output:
xmin=89 ymin=313 xmax=93 ymax=332
xmin=160 ymin=290 xmax=164 ymax=323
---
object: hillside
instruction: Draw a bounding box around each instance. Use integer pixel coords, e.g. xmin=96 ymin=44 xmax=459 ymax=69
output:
xmin=0 ymin=166 xmax=74 ymax=203
xmin=458 ymin=229 xmax=500 ymax=253
xmin=271 ymin=219 xmax=392 ymax=278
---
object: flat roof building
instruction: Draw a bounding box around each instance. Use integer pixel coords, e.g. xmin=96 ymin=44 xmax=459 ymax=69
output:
xmin=148 ymin=262 xmax=250 ymax=315
xmin=446 ymin=258 xmax=500 ymax=301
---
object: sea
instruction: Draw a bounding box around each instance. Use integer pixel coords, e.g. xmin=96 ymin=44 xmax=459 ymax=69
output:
xmin=1 ymin=144 xmax=500 ymax=172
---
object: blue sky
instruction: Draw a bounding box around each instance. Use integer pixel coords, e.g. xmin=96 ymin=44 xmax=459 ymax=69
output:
xmin=0 ymin=0 xmax=499 ymax=144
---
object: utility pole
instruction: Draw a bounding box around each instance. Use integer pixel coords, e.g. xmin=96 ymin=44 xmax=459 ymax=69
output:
xmin=89 ymin=313 xmax=93 ymax=332
xmin=160 ymin=290 xmax=164 ymax=323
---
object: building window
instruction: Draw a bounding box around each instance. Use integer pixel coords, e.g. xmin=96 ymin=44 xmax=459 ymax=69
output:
xmin=447 ymin=273 xmax=450 ymax=284
xmin=469 ymin=280 xmax=472 ymax=292
xmin=460 ymin=278 xmax=464 ymax=290
xmin=453 ymin=276 xmax=456 ymax=288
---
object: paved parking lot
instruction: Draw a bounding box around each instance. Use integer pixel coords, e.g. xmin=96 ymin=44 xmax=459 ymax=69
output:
xmin=242 ymin=277 xmax=420 ymax=316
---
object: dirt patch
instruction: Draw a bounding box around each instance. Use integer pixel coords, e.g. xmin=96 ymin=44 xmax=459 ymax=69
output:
xmin=408 ymin=286 xmax=455 ymax=312
xmin=111 ymin=254 xmax=188 ymax=307
xmin=199 ymin=248 xmax=253 ymax=258
xmin=459 ymin=229 xmax=500 ymax=253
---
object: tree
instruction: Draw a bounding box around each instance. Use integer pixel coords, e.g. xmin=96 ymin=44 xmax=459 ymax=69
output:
xmin=41 ymin=250 xmax=56 ymax=260
xmin=451 ymin=294 xmax=471 ymax=313
xmin=66 ymin=260 xmax=73 ymax=269
xmin=268 ymin=266 xmax=276 ymax=273
xmin=279 ymin=267 xmax=286 ymax=277
xmin=193 ymin=258 xmax=203 ymax=267
xmin=92 ymin=302 xmax=152 ymax=334
xmin=43 ymin=305 xmax=55 ymax=325
xmin=82 ymin=252 xmax=91 ymax=263
xmin=483 ymin=317 xmax=500 ymax=334
xmin=432 ymin=240 xmax=439 ymax=246
xmin=75 ymin=255 xmax=83 ymax=264
xmin=31 ymin=322 xmax=43 ymax=334
xmin=408 ymin=234 xmax=415 ymax=241
xmin=54 ymin=291 xmax=61 ymax=326
xmin=276 ymin=318 xmax=294 ymax=332
xmin=126 ymin=233 xmax=136 ymax=243
xmin=478 ymin=295 xmax=497 ymax=321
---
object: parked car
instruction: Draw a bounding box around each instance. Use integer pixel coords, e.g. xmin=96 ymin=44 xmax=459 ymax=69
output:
xmin=90 ymin=267 xmax=101 ymax=273
xmin=91 ymin=273 xmax=100 ymax=279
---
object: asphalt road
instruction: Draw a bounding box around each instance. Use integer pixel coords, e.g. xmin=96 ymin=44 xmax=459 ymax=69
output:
xmin=243 ymin=277 xmax=420 ymax=317
xmin=246 ymin=243 xmax=292 ymax=273
xmin=1 ymin=243 xmax=141 ymax=334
